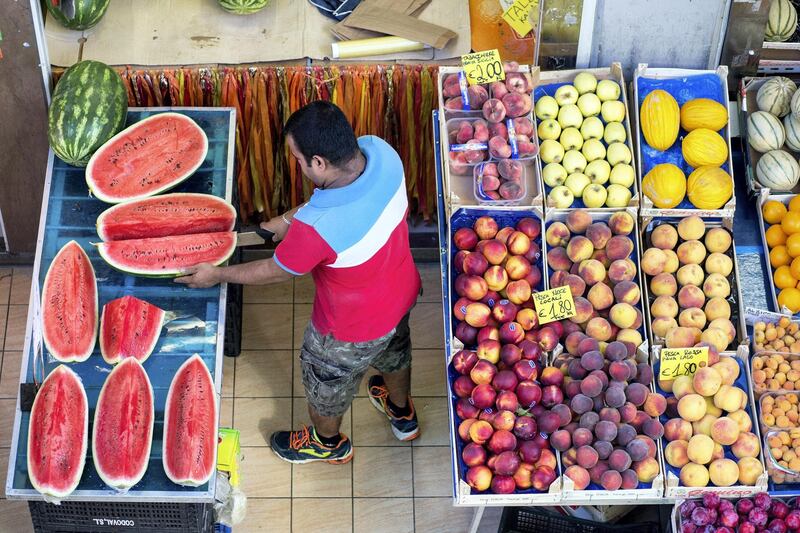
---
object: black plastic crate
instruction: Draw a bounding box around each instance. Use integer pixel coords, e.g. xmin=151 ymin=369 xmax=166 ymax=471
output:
xmin=498 ymin=507 xmax=659 ymax=533
xmin=223 ymin=244 xmax=243 ymax=358
xmin=29 ymin=501 xmax=214 ymax=533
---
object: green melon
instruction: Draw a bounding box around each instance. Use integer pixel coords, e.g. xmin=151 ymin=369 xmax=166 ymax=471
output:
xmin=748 ymin=111 xmax=786 ymax=153
xmin=766 ymin=0 xmax=798 ymax=42
xmin=757 ymin=149 xmax=800 ymax=191
xmin=757 ymin=77 xmax=798 ymax=117
xmin=46 ymin=0 xmax=110 ymax=30
xmin=217 ymin=0 xmax=270 ymax=14
xmin=48 ymin=60 xmax=127 ymax=167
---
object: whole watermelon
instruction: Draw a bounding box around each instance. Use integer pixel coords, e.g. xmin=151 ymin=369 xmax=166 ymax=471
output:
xmin=46 ymin=0 xmax=111 ymax=30
xmin=48 ymin=60 xmax=127 ymax=167
xmin=217 ymin=0 xmax=270 ymax=15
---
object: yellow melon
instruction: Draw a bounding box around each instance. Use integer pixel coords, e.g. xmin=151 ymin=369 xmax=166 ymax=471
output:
xmin=680 ymin=98 xmax=729 ymax=132
xmin=682 ymin=128 xmax=728 ymax=168
xmin=687 ymin=166 xmax=733 ymax=210
xmin=640 ymin=89 xmax=680 ymax=151
xmin=642 ymin=163 xmax=686 ymax=209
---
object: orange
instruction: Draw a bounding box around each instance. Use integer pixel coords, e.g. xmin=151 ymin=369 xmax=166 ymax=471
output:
xmin=788 ymin=233 xmax=800 ymax=257
xmin=790 ymin=195 xmax=800 ymax=213
xmin=792 ymin=257 xmax=800 ymax=280
xmin=764 ymin=200 xmax=789 ymax=224
xmin=767 ymin=225 xmax=789 ymax=248
xmin=772 ymin=246 xmax=792 ymax=268
xmin=779 ymin=288 xmax=800 ymax=314
xmin=776 ymin=265 xmax=797 ymax=289
xmin=783 ymin=212 xmax=800 ymax=235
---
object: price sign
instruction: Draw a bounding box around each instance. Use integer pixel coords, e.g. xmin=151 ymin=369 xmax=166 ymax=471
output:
xmin=502 ymin=0 xmax=538 ymax=38
xmin=461 ymin=49 xmax=505 ymax=86
xmin=659 ymin=347 xmax=709 ymax=381
xmin=532 ymin=286 xmax=576 ymax=325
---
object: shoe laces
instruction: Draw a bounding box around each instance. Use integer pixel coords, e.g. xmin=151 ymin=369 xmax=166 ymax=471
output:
xmin=289 ymin=426 xmax=312 ymax=450
xmin=369 ymin=382 xmax=390 ymax=401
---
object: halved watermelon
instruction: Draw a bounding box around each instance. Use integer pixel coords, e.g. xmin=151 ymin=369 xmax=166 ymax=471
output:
xmin=96 ymin=193 xmax=236 ymax=242
xmin=100 ymin=295 xmax=165 ymax=364
xmin=97 ymin=231 xmax=236 ymax=277
xmin=93 ymin=358 xmax=154 ymax=491
xmin=42 ymin=241 xmax=98 ymax=362
xmin=85 ymin=112 xmax=208 ymax=204
xmin=28 ymin=365 xmax=88 ymax=499
xmin=163 ymin=355 xmax=218 ymax=486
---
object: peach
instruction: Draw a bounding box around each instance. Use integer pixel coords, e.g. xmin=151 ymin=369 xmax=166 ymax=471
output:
xmin=687 ymin=434 xmax=715 ymax=464
xmin=516 ymin=218 xmax=541 ymax=240
xmin=586 ymin=317 xmax=613 ymax=341
xmin=714 ymin=385 xmax=744 ymax=413
xmin=665 ymin=440 xmax=690 ymax=468
xmin=608 ymin=449 xmax=632 ymax=472
xmin=454 ymin=227 xmax=479 ymax=250
xmin=469 ymin=420 xmax=494 ymax=445
xmin=608 ymin=259 xmax=637 ymax=283
xmin=465 ymin=302 xmax=491 ymax=327
xmin=644 ymin=393 xmax=667 ymax=417
xmin=679 ymin=307 xmax=707 ymax=329
xmin=591 ymin=248 xmax=611 ymax=268
xmin=505 ymin=255 xmax=532 ymax=281
xmin=466 ymin=465 xmax=493 ymax=491
xmin=571 ymin=297 xmax=594 ymax=323
xmin=566 ymin=236 xmax=594 ymax=263
xmin=728 ymin=410 xmax=752 ymax=434
xmin=731 ymin=431 xmax=761 ymax=460
xmin=600 ymin=469 xmax=622 ymax=491
xmin=651 ymin=224 xmax=679 ymax=250
xmin=586 ymin=223 xmax=612 ymax=250
xmin=709 ymin=318 xmax=736 ymax=344
xmin=502 ymin=92 xmax=532 ymax=118
xmin=565 ymin=210 xmax=592 ymax=234
xmin=564 ymin=465 xmax=591 ymax=490
xmin=481 ymin=174 xmax=501 ymax=192
xmin=677 ymin=285 xmax=705 ymax=309
xmin=737 ymin=456 xmax=764 ymax=486
xmin=650 ymin=273 xmax=678 ymax=297
xmin=662 ymin=250 xmax=680 ymax=274
xmin=608 ymin=212 xmax=635 ymax=235
xmin=666 ymin=326 xmax=701 ymax=348
xmin=712 ymin=358 xmax=740 ymax=386
xmin=664 ymin=418 xmax=693 ymax=441
xmin=477 ymin=339 xmax=502 ymax=364
xmin=704 ymin=297 xmax=731 ymax=321
xmin=482 ymin=239 xmax=508 ymax=265
xmin=609 ymin=303 xmax=637 ymax=329
xmin=706 ymin=252 xmax=733 ymax=276
xmin=606 ymin=236 xmax=634 ymax=261
xmin=676 ymin=264 xmax=705 ymax=287
xmin=708 ymin=458 xmax=739 ymax=487
xmin=545 ymin=222 xmax=571 ymax=247
xmin=484 ymin=265 xmax=509 ymax=292
xmin=498 ymin=160 xmax=524 ymax=181
xmin=617 ymin=328 xmax=643 ymax=347
xmin=495 ymin=227 xmax=515 ymax=244
xmin=693 ymin=414 xmax=718 ymax=437
xmin=515 ymin=307 xmax=536 ymax=329
xmin=705 ymin=396 xmax=723 ymax=417
xmin=633 ymin=457 xmax=660 ymax=483
xmin=678 ymin=394 xmax=707 ymax=422
xmin=711 ymin=417 xmax=740 ymax=446
xmin=677 ymin=240 xmax=707 ymax=265
xmin=613 ymin=281 xmax=640 ymax=305
xmin=474 ymin=216 xmax=499 ymax=240
xmin=712 ymin=442 xmax=725 ymax=462
xmin=705 ymin=227 xmax=732 ymax=253
xmin=651 ymin=296 xmax=679 ymax=318
xmin=703 ymin=273 xmax=731 ymax=299
xmin=652 ymin=317 xmax=678 ymax=338
xmin=506 ymin=280 xmax=532 ymax=305
xmin=547 ymin=246 xmax=572 ymax=272
xmin=680 ymin=463 xmax=710 ymax=487
xmin=701 ymin=328 xmax=729 ymax=353
xmin=507 ymin=232 xmax=531 ymax=257
xmin=463 ymin=253 xmax=489 ymax=276
xmin=672 ymin=375 xmax=696 ymax=399
xmin=677 ymin=215 xmax=706 ymax=241
xmin=693 ymin=366 xmax=723 ymax=396
xmin=587 ymin=282 xmax=614 ymax=310
xmin=641 ymin=248 xmax=667 ymax=276
xmin=578 ymin=259 xmax=606 ymax=286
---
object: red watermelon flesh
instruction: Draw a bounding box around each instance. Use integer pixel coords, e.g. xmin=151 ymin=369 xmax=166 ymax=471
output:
xmin=85 ymin=112 xmax=208 ymax=204
xmin=100 ymin=295 xmax=165 ymax=364
xmin=28 ymin=365 xmax=88 ymax=499
xmin=42 ymin=240 xmax=98 ymax=362
xmin=163 ymin=354 xmax=217 ymax=486
xmin=93 ymin=358 xmax=154 ymax=491
xmin=97 ymin=231 xmax=236 ymax=277
xmin=96 ymin=193 xmax=236 ymax=242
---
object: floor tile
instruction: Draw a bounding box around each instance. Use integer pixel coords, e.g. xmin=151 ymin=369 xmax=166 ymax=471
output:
xmin=0 ymin=499 xmax=33 ymax=533
xmin=235 ymin=498 xmax=291 ymax=532
xmin=0 ymin=447 xmax=8 ymax=498
xmin=413 ymin=397 xmax=450 ymax=447
xmin=413 ymin=498 xmax=474 ymax=533
xmin=0 ymin=399 xmax=15 ymax=447
xmin=3 ymin=306 xmax=27 ymax=352
xmin=220 ymin=398 xmax=234 ymax=428
xmin=222 ymin=355 xmax=234 ymax=398
xmin=0 ymin=352 xmax=21 ymax=399
xmin=235 ymin=350 xmax=293 ymax=398
xmin=293 ymin=275 xmax=315 ymax=303
xmin=0 ymin=307 xmax=6 ymax=354
xmin=291 ymin=455 xmax=352 ymax=498
xmin=0 ymin=269 xmax=11 ymax=304
xmin=292 ymin=305 xmax=312 ymax=350
xmin=410 ymin=303 xmax=444 ymax=350
xmin=292 ymin=398 xmax=351 ymax=436
xmin=292 ymin=350 xmax=306 ymax=397
xmin=418 ymin=262 xmax=443 ymax=303
xmin=291 ymin=498 xmax=352 ymax=533
xmin=243 ymin=280 xmax=294 ymax=304
xmin=413 ymin=447 xmax=453 ymax=497
xmin=351 ymin=397 xmax=410 ymax=447
xmin=353 ymin=498 xmax=414 ymax=533
xmin=9 ymin=267 xmax=32 ymax=305
xmin=476 ymin=506 xmax=504 ymax=533
xmin=352 ymin=447 xmax=413 ymax=498
xmin=238 ymin=447 xmax=292 ymax=498
xmin=233 ymin=398 xmax=291 ymax=447
xmin=242 ymin=304 xmax=293 ymax=350
xmin=410 ymin=349 xmax=447 ymax=397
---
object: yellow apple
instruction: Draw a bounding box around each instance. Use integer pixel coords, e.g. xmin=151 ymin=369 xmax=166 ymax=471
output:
xmin=582 ymin=184 xmax=608 ymax=208
xmin=558 ymin=104 xmax=583 ymax=129
xmin=606 ymin=183 xmax=632 ymax=207
xmin=548 ymin=185 xmax=574 ymax=208
xmin=607 ymin=142 xmax=632 ymax=165
xmin=562 ymin=150 xmax=588 ymax=174
xmin=535 ymin=95 xmax=559 ymax=120
xmin=610 ymin=163 xmax=635 ymax=187
xmin=596 ymin=79 xmax=621 ymax=102
xmin=582 ymin=138 xmax=607 ymax=162
xmin=573 ymin=72 xmax=598 ymax=95
xmin=585 ymin=159 xmax=611 ymax=185
xmin=565 ymin=173 xmax=591 ymax=198
xmin=580 ymin=116 xmax=604 ymax=140
xmin=542 ymin=163 xmax=568 ymax=187
xmin=554 ymin=85 xmax=579 ymax=106
xmin=540 ymin=139 xmax=565 ymax=164
xmin=559 ymin=127 xmax=584 ymax=151
xmin=577 ymin=93 xmax=602 ymax=118
xmin=601 ymin=100 xmax=626 ymax=123
xmin=603 ymin=121 xmax=627 ymax=144
xmin=537 ymin=119 xmax=562 ymax=141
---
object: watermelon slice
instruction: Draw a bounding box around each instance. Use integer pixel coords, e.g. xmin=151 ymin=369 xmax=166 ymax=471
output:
xmin=96 ymin=193 xmax=236 ymax=242
xmin=100 ymin=295 xmax=165 ymax=364
xmin=97 ymin=231 xmax=236 ymax=277
xmin=42 ymin=241 xmax=98 ymax=362
xmin=163 ymin=354 xmax=218 ymax=486
xmin=93 ymin=358 xmax=154 ymax=491
xmin=28 ymin=365 xmax=88 ymax=499
xmin=85 ymin=112 xmax=208 ymax=204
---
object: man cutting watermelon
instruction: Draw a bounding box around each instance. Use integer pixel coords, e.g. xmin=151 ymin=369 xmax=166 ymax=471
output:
xmin=176 ymin=101 xmax=422 ymax=465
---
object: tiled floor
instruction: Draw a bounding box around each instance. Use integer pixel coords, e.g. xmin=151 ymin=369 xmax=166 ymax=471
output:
xmin=0 ymin=264 xmax=504 ymax=532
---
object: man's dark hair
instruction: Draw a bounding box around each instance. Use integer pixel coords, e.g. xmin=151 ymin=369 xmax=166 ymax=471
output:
xmin=283 ymin=101 xmax=359 ymax=167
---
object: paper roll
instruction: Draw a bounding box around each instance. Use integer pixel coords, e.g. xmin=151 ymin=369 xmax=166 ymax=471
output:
xmin=331 ymin=36 xmax=428 ymax=59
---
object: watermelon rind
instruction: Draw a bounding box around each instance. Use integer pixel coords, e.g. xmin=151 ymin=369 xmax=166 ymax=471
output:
xmin=218 ymin=0 xmax=270 ymax=14
xmin=42 ymin=241 xmax=98 ymax=363
xmin=46 ymin=0 xmax=110 ymax=30
xmin=163 ymin=354 xmax=218 ymax=487
xmin=48 ymin=60 xmax=127 ymax=167
xmin=85 ymin=112 xmax=209 ymax=204
xmin=92 ymin=358 xmax=154 ymax=491
xmin=99 ymin=295 xmax=166 ymax=365
xmin=96 ymin=193 xmax=237 ymax=242
xmin=28 ymin=365 xmax=88 ymax=500
xmin=97 ymin=232 xmax=237 ymax=278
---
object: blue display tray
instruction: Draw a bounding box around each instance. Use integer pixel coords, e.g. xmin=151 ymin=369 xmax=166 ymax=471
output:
xmin=5 ymin=108 xmax=236 ymax=503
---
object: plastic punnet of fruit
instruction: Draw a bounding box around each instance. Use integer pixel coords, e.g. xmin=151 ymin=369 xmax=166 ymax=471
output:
xmin=752 ymin=350 xmax=800 ymax=398
xmin=765 ymin=429 xmax=800 ymax=485
xmin=760 ymin=391 xmax=800 ymax=432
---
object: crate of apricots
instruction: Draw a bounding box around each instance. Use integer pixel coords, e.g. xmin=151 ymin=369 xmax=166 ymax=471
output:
xmin=759 ymin=392 xmax=800 ymax=432
xmin=751 ymin=316 xmax=800 ymax=398
xmin=765 ymin=429 xmax=800 ymax=485
xmin=760 ymin=194 xmax=800 ymax=315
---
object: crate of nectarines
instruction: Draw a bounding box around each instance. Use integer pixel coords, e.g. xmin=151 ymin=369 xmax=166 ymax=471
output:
xmin=656 ymin=345 xmax=768 ymax=498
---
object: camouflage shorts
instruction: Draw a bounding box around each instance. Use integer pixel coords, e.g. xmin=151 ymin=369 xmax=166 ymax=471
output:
xmin=300 ymin=312 xmax=412 ymax=417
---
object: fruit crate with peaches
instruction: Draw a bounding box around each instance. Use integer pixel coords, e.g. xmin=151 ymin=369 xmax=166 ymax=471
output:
xmin=530 ymin=63 xmax=639 ymax=210
xmin=437 ymin=65 xmax=543 ymax=212
xmin=639 ymin=215 xmax=747 ymax=352
xmin=671 ymin=493 xmax=800 ymax=533
xmin=654 ymin=345 xmax=768 ymax=498
xmin=632 ymin=64 xmax=736 ymax=219
xmin=757 ymin=191 xmax=800 ymax=316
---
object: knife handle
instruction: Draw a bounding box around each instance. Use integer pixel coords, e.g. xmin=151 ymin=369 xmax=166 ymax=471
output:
xmin=254 ymin=226 xmax=275 ymax=242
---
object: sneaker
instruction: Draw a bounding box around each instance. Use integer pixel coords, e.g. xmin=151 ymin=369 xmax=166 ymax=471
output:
xmin=269 ymin=426 xmax=353 ymax=465
xmin=367 ymin=375 xmax=420 ymax=441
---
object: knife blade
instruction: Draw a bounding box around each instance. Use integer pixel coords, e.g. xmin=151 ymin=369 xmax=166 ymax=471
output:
xmin=236 ymin=225 xmax=275 ymax=247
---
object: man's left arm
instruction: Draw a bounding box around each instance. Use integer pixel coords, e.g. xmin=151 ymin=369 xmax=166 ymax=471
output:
xmin=175 ymin=258 xmax=293 ymax=289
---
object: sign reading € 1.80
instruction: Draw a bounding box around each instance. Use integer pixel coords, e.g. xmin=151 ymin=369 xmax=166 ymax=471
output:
xmin=659 ymin=347 xmax=709 ymax=381
xmin=532 ymin=286 xmax=576 ymax=325
xmin=460 ymin=49 xmax=505 ymax=86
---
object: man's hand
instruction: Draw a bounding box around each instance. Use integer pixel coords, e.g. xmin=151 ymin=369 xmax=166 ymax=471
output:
xmin=260 ymin=217 xmax=290 ymax=242
xmin=174 ymin=263 xmax=222 ymax=288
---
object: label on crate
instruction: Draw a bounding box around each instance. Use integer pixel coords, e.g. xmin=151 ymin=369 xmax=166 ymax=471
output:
xmin=461 ymin=49 xmax=505 ymax=86
xmin=502 ymin=0 xmax=537 ymax=37
xmin=532 ymin=286 xmax=576 ymax=325
xmin=506 ymin=118 xmax=519 ymax=158
xmin=450 ymin=141 xmax=489 ymax=152
xmin=659 ymin=347 xmax=709 ymax=381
